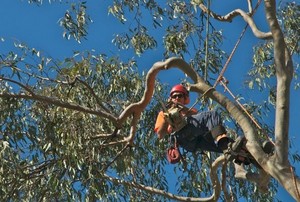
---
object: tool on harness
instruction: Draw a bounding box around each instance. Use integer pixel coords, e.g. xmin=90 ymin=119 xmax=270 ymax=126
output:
xmin=166 ymin=134 xmax=181 ymax=164
xmin=163 ymin=104 xmax=187 ymax=132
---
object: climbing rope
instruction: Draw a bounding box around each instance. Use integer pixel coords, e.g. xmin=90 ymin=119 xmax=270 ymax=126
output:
xmin=213 ymin=0 xmax=262 ymax=89
xmin=201 ymin=0 xmax=268 ymax=132
xmin=189 ymin=0 xmax=263 ymax=109
xmin=218 ymin=77 xmax=274 ymax=143
xmin=204 ymin=0 xmax=211 ymax=82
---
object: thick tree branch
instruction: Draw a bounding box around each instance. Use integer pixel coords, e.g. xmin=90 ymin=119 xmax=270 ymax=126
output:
xmin=116 ymin=57 xmax=265 ymax=164
xmin=111 ymin=57 xmax=275 ymax=200
xmin=264 ymin=0 xmax=298 ymax=200
xmin=234 ymin=164 xmax=270 ymax=192
xmin=196 ymin=3 xmax=300 ymax=200
xmin=264 ymin=0 xmax=293 ymax=163
xmin=103 ymin=155 xmax=225 ymax=202
xmin=116 ymin=57 xmax=201 ymax=143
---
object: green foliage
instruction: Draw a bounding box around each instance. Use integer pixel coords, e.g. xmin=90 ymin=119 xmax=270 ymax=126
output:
xmin=247 ymin=42 xmax=275 ymax=91
xmin=59 ymin=2 xmax=92 ymax=43
xmin=246 ymin=2 xmax=300 ymax=96
xmin=279 ymin=2 xmax=300 ymax=54
xmin=113 ymin=26 xmax=157 ymax=56
xmin=109 ymin=0 xmax=226 ymax=76
xmin=0 ymin=42 xmax=149 ymax=200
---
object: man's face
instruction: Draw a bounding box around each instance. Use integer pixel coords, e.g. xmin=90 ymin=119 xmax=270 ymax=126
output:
xmin=170 ymin=93 xmax=185 ymax=104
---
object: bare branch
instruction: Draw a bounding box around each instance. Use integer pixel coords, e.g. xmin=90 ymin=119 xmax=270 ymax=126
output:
xmin=0 ymin=76 xmax=35 ymax=95
xmin=99 ymin=139 xmax=128 ymax=147
xmin=247 ymin=0 xmax=253 ymax=13
xmin=104 ymin=173 xmax=215 ymax=201
xmin=0 ymin=92 xmax=117 ymax=123
xmin=265 ymin=0 xmax=293 ymax=162
xmin=89 ymin=128 xmax=119 ymax=140
xmin=115 ymin=57 xmax=201 ymax=143
xmin=236 ymin=8 xmax=272 ymax=39
xmin=199 ymin=4 xmax=272 ymax=39
xmin=103 ymin=155 xmax=225 ymax=201
xmin=199 ymin=4 xmax=239 ymax=22
xmin=263 ymin=1 xmax=299 ymax=199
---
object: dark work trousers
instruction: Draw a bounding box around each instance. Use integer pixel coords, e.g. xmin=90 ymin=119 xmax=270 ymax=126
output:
xmin=174 ymin=110 xmax=224 ymax=153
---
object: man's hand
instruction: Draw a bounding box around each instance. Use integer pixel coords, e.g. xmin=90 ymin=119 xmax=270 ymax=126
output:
xmin=166 ymin=100 xmax=188 ymax=111
xmin=164 ymin=106 xmax=187 ymax=132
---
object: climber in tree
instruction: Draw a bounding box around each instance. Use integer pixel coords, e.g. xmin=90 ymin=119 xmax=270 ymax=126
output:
xmin=154 ymin=84 xmax=259 ymax=165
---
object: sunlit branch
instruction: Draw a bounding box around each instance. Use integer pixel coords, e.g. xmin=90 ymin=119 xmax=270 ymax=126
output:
xmin=116 ymin=57 xmax=201 ymax=144
xmin=265 ymin=0 xmax=293 ymax=164
xmin=221 ymin=161 xmax=232 ymax=201
xmin=247 ymin=0 xmax=253 ymax=13
xmin=102 ymin=155 xmax=225 ymax=201
xmin=99 ymin=139 xmax=128 ymax=147
xmin=199 ymin=4 xmax=272 ymax=39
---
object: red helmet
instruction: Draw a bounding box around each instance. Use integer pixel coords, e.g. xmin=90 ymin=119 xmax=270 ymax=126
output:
xmin=169 ymin=84 xmax=190 ymax=104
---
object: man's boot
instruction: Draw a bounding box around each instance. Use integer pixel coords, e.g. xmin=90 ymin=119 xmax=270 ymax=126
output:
xmin=218 ymin=136 xmax=255 ymax=165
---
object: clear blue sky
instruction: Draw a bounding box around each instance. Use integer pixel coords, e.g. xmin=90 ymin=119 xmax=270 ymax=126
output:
xmin=1 ymin=0 xmax=299 ymax=201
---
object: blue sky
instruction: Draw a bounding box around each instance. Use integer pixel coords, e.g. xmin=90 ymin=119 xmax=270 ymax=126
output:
xmin=1 ymin=0 xmax=299 ymax=201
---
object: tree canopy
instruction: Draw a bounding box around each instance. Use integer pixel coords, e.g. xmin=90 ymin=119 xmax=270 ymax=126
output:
xmin=0 ymin=0 xmax=300 ymax=201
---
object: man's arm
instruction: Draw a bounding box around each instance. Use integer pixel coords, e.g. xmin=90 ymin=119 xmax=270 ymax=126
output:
xmin=154 ymin=111 xmax=169 ymax=139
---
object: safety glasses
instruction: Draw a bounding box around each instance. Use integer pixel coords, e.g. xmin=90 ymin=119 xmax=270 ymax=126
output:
xmin=171 ymin=94 xmax=184 ymax=99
